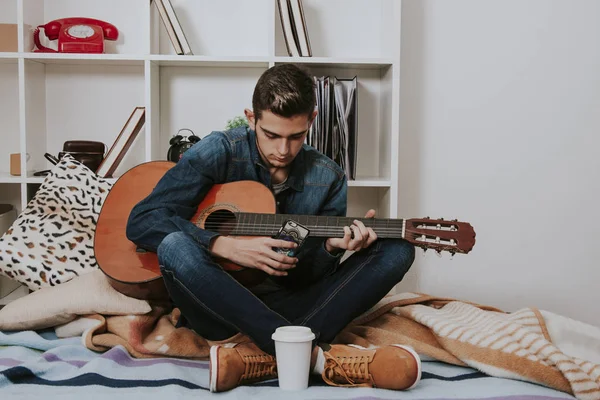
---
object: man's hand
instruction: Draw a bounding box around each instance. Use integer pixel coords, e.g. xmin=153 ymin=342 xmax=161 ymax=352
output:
xmin=325 ymin=209 xmax=378 ymax=253
xmin=209 ymin=236 xmax=298 ymax=276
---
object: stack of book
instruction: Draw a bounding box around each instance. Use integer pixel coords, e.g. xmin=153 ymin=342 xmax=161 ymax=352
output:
xmin=307 ymin=76 xmax=358 ymax=180
xmin=153 ymin=0 xmax=192 ymax=55
xmin=277 ymin=0 xmax=312 ymax=57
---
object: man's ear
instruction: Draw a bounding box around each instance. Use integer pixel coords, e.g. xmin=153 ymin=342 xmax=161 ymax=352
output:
xmin=308 ymin=110 xmax=318 ymax=127
xmin=244 ymin=108 xmax=256 ymax=130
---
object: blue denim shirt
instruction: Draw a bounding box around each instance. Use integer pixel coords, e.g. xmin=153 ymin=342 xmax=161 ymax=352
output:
xmin=125 ymin=126 xmax=348 ymax=284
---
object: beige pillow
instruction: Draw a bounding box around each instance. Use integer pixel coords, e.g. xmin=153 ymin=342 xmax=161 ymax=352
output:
xmin=0 ymin=269 xmax=151 ymax=331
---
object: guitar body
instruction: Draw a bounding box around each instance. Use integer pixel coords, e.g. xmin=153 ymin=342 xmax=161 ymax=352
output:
xmin=94 ymin=161 xmax=275 ymax=300
xmin=95 ymin=161 xmax=475 ymax=301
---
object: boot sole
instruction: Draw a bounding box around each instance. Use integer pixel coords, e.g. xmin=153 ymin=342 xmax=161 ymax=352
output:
xmin=209 ymin=345 xmax=220 ymax=392
xmin=392 ymin=344 xmax=422 ymax=390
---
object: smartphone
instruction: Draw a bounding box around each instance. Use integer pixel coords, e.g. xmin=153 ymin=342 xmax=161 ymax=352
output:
xmin=272 ymin=219 xmax=310 ymax=257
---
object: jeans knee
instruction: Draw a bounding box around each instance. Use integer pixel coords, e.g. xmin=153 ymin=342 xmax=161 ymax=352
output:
xmin=157 ymin=231 xmax=195 ymax=276
xmin=375 ymin=238 xmax=415 ymax=280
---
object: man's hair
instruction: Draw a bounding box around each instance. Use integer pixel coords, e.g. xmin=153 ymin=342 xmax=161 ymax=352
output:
xmin=252 ymin=64 xmax=316 ymax=121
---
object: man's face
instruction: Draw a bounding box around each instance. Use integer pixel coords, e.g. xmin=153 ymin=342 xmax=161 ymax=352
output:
xmin=245 ymin=109 xmax=316 ymax=169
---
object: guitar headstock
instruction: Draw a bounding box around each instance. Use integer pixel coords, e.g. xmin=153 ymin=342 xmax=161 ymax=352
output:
xmin=404 ymin=217 xmax=476 ymax=255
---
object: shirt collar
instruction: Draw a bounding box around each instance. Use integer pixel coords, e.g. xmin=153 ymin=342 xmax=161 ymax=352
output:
xmin=248 ymin=127 xmax=305 ymax=192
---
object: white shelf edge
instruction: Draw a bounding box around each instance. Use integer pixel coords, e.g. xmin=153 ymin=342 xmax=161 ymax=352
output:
xmin=21 ymin=53 xmax=146 ymax=66
xmin=149 ymin=54 xmax=271 ymax=67
xmin=348 ymin=179 xmax=392 ymax=187
xmin=2 ymin=52 xmax=395 ymax=68
xmin=0 ymin=173 xmax=22 ymax=183
xmin=274 ymin=56 xmax=394 ymax=69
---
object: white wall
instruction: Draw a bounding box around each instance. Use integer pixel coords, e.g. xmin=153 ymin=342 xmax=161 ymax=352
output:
xmin=396 ymin=0 xmax=600 ymax=326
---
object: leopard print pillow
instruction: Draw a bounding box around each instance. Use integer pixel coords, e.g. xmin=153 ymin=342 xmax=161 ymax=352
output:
xmin=0 ymin=155 xmax=113 ymax=291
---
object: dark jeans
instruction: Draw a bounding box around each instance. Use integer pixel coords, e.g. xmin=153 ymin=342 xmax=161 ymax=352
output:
xmin=157 ymin=231 xmax=415 ymax=356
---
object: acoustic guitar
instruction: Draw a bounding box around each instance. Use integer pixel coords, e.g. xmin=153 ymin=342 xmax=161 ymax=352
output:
xmin=94 ymin=161 xmax=476 ymax=301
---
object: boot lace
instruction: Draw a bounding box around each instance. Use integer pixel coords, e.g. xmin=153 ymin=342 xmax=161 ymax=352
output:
xmin=241 ymin=353 xmax=277 ymax=382
xmin=322 ymin=352 xmax=374 ymax=387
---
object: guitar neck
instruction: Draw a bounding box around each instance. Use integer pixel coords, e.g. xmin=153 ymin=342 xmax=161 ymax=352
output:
xmin=229 ymin=213 xmax=406 ymax=239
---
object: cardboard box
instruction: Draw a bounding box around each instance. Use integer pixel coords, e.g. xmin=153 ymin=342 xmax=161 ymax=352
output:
xmin=10 ymin=153 xmax=20 ymax=176
xmin=0 ymin=24 xmax=18 ymax=52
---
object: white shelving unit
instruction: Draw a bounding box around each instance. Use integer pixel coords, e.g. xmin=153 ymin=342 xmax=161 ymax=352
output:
xmin=0 ymin=0 xmax=401 ymax=224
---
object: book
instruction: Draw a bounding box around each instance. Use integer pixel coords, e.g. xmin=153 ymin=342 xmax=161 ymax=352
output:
xmin=153 ymin=0 xmax=183 ymax=55
xmin=277 ymin=0 xmax=300 ymax=57
xmin=153 ymin=0 xmax=192 ymax=55
xmin=96 ymin=107 xmax=146 ymax=178
xmin=288 ymin=0 xmax=312 ymax=57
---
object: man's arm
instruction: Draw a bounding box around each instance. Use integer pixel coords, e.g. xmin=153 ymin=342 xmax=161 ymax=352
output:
xmin=125 ymin=132 xmax=230 ymax=252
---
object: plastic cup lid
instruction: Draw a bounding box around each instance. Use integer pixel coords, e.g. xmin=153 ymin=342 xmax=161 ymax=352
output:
xmin=271 ymin=326 xmax=316 ymax=343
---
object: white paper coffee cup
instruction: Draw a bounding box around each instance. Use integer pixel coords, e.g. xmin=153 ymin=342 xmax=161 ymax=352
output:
xmin=271 ymin=326 xmax=316 ymax=390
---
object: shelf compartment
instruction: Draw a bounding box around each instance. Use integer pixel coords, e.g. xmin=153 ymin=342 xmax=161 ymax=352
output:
xmin=157 ymin=65 xmax=267 ymax=158
xmin=274 ymin=0 xmax=400 ymax=59
xmin=22 ymin=60 xmax=146 ymax=179
xmin=0 ymin=61 xmax=20 ymax=178
xmin=347 ymin=186 xmax=393 ymax=219
xmin=0 ymin=182 xmax=22 ymax=215
xmin=23 ymin=0 xmax=149 ymax=55
xmin=292 ymin=63 xmax=396 ymax=183
xmin=151 ymin=0 xmax=271 ymax=57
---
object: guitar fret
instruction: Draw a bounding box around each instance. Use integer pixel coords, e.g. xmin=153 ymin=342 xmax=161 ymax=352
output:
xmin=234 ymin=213 xmax=243 ymax=235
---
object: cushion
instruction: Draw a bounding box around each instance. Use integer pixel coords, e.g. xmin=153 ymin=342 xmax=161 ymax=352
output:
xmin=0 ymin=155 xmax=113 ymax=291
xmin=0 ymin=269 xmax=151 ymax=331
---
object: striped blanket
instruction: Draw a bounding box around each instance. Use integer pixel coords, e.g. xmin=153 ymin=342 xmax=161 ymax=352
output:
xmin=69 ymin=292 xmax=600 ymax=400
xmin=0 ymin=328 xmax=575 ymax=400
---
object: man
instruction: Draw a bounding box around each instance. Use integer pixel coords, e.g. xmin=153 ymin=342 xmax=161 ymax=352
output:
xmin=125 ymin=64 xmax=420 ymax=392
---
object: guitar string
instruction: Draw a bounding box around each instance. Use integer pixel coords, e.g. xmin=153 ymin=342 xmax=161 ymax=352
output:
xmin=183 ymin=223 xmax=455 ymax=237
xmin=194 ymin=214 xmax=456 ymax=226
xmin=163 ymin=215 xmax=461 ymax=237
xmin=191 ymin=218 xmax=455 ymax=232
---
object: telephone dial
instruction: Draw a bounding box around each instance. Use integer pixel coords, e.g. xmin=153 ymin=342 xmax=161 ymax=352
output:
xmin=167 ymin=129 xmax=201 ymax=162
xmin=33 ymin=17 xmax=118 ymax=53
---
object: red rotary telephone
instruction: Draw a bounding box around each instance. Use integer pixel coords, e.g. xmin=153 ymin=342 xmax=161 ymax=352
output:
xmin=33 ymin=17 xmax=118 ymax=53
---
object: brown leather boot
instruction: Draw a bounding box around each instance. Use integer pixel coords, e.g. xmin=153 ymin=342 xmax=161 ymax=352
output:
xmin=320 ymin=344 xmax=421 ymax=390
xmin=209 ymin=342 xmax=277 ymax=392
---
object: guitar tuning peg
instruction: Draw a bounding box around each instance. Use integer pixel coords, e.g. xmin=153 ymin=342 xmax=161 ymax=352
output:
xmin=452 ymin=218 xmax=458 ymax=222
xmin=435 ymin=250 xmax=442 ymax=258
xmin=439 ymin=217 xmax=444 ymax=221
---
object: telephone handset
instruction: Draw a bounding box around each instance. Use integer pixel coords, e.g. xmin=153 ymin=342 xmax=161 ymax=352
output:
xmin=33 ymin=17 xmax=118 ymax=53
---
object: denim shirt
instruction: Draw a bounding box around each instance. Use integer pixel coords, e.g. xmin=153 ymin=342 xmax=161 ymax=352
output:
xmin=125 ymin=126 xmax=348 ymax=285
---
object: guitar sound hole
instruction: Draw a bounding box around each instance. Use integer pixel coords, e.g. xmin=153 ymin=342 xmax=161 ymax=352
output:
xmin=204 ymin=209 xmax=237 ymax=235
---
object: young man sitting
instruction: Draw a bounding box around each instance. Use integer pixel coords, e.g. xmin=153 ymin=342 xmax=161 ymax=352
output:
xmin=125 ymin=63 xmax=420 ymax=392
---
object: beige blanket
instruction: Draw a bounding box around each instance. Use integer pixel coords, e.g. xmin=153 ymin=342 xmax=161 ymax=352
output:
xmin=61 ymin=292 xmax=600 ymax=400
